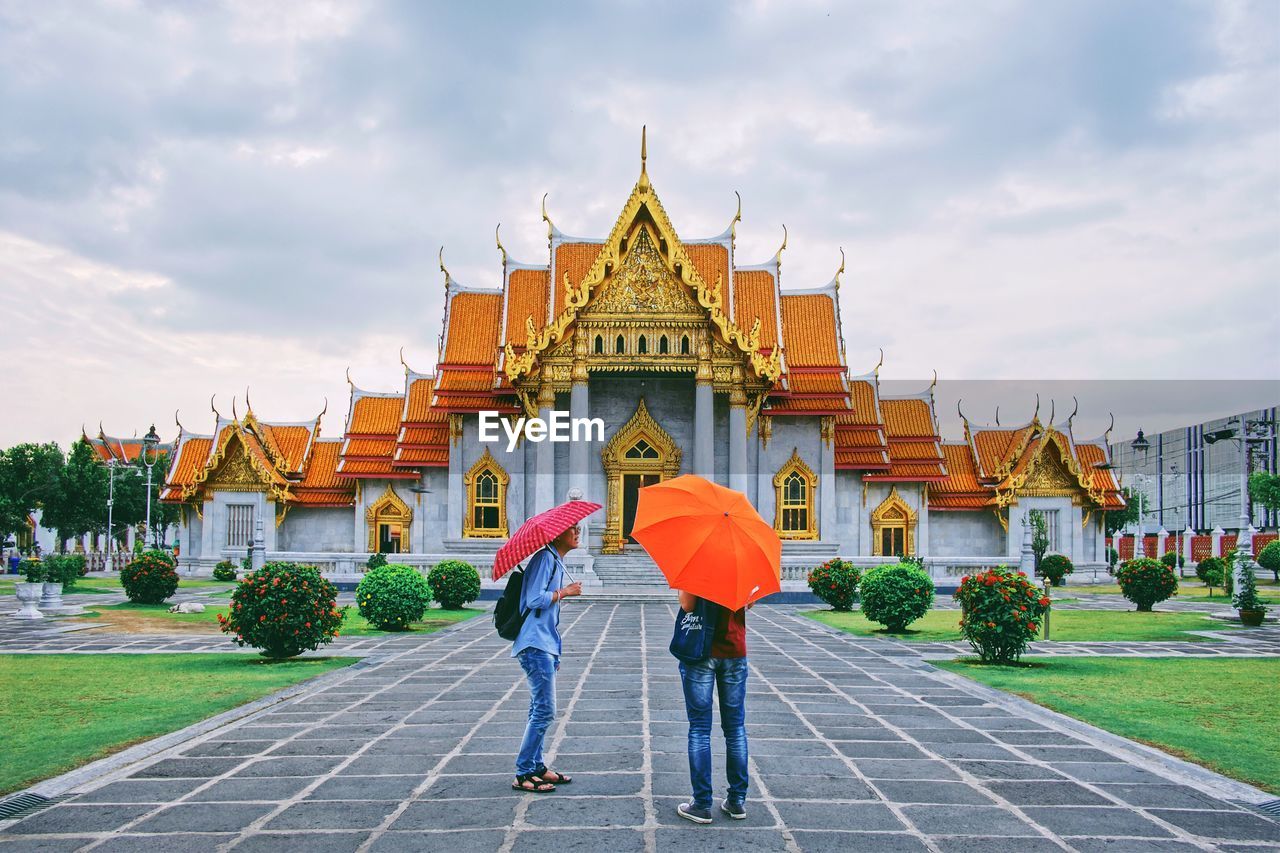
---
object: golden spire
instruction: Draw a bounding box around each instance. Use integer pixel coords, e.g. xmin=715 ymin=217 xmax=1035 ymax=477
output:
xmin=495 ymin=223 xmax=507 ymax=267
xmin=873 ymin=346 xmax=884 ymax=378
xmin=774 ymin=224 xmax=788 ymax=265
xmin=638 ymin=125 xmax=650 ymax=191
xmin=399 ymin=346 xmax=410 ymax=376
xmin=834 ymin=247 xmax=845 ymax=290
xmin=731 ymin=191 xmax=742 ymax=242
xmin=438 ymin=246 xmax=450 ymax=288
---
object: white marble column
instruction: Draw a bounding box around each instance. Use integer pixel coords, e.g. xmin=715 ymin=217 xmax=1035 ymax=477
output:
xmin=569 ymin=380 xmax=590 ymax=500
xmin=694 ymin=381 xmax=714 ymax=478
xmin=729 ymin=401 xmax=748 ymax=495
xmin=819 ymin=417 xmax=835 ymax=541
xmin=535 ymin=385 xmax=556 ymax=512
xmin=447 ymin=417 xmax=463 ymax=539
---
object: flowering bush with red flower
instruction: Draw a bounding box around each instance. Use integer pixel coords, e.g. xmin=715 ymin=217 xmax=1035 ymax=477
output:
xmin=1117 ymin=557 xmax=1178 ymax=612
xmin=860 ymin=563 xmax=934 ymax=632
xmin=954 ymin=567 xmax=1049 ymax=664
xmin=121 ymin=550 xmax=179 ymax=604
xmin=807 ymin=558 xmax=862 ymax=612
xmin=218 ymin=562 xmax=345 ymax=659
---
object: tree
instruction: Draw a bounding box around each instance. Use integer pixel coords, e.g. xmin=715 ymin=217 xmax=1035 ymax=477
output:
xmin=145 ymin=452 xmax=180 ymax=547
xmin=1028 ymin=510 xmax=1049 ymax=568
xmin=1249 ymin=472 xmax=1280 ymax=514
xmin=109 ymin=452 xmax=177 ymax=548
xmin=1105 ymin=487 xmax=1140 ymax=537
xmin=0 ymin=442 xmax=65 ymax=545
xmin=40 ymin=439 xmax=109 ymax=550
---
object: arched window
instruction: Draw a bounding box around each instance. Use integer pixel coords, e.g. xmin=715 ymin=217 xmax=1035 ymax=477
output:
xmin=365 ymin=485 xmax=414 ymax=553
xmin=871 ymin=487 xmax=917 ymax=557
xmin=773 ymin=449 xmax=817 ymax=539
xmin=463 ymin=449 xmax=509 ymax=538
xmin=594 ymin=335 xmax=604 ymax=354
xmin=616 ymin=334 xmax=625 ymax=354
xmin=638 ymin=335 xmax=648 ymax=354
xmin=681 ymin=335 xmax=690 ymax=355
xmin=659 ymin=335 xmax=669 ymax=354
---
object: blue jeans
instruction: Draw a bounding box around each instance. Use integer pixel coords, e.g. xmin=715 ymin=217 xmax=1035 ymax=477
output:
xmin=516 ymin=648 xmax=557 ymax=776
xmin=679 ymin=656 xmax=748 ymax=809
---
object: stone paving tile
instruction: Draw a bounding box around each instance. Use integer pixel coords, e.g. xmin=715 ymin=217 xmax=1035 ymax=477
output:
xmin=3 ymin=603 xmax=1278 ymax=853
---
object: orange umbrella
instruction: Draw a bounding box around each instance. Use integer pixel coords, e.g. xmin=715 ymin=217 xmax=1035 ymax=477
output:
xmin=631 ymin=474 xmax=781 ymax=611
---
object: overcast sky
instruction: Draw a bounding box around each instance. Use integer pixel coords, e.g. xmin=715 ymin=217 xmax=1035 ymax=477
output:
xmin=2 ymin=0 xmax=1277 ymax=449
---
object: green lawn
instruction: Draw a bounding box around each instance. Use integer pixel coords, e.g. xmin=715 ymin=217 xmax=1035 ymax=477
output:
xmin=936 ymin=658 xmax=1280 ymax=794
xmin=0 ymin=654 xmax=354 ymax=795
xmin=804 ymin=608 xmax=1241 ymax=643
xmin=0 ymin=576 xmax=234 ymax=596
xmin=1068 ymin=579 xmax=1277 ymax=603
xmin=77 ymin=601 xmax=484 ymax=637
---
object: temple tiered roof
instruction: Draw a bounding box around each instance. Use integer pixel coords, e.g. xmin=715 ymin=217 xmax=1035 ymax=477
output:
xmin=161 ymin=402 xmax=351 ymax=507
xmin=84 ymin=427 xmax=172 ymax=465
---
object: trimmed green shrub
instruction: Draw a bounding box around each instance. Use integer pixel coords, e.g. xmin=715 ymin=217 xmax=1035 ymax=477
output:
xmin=1117 ymin=557 xmax=1178 ymax=612
xmin=1256 ymin=540 xmax=1280 ymax=583
xmin=1233 ymin=559 xmax=1268 ymax=614
xmin=121 ymin=550 xmax=179 ymax=604
xmin=807 ymin=558 xmax=862 ymax=612
xmin=40 ymin=555 xmax=85 ymax=589
xmin=19 ymin=559 xmax=42 ymax=583
xmin=366 ymin=552 xmax=389 ymax=570
xmin=1196 ymin=556 xmax=1226 ymax=595
xmin=212 ymin=560 xmax=238 ymax=581
xmin=1038 ymin=554 xmax=1073 ymax=587
xmin=1106 ymin=546 xmax=1119 ymax=568
xmin=1160 ymin=551 xmax=1185 ymax=571
xmin=428 ymin=560 xmax=481 ymax=609
xmin=357 ymin=564 xmax=433 ymax=630
xmin=954 ymin=567 xmax=1050 ymax=664
xmin=218 ymin=562 xmax=344 ymax=659
xmin=859 ymin=563 xmax=934 ymax=632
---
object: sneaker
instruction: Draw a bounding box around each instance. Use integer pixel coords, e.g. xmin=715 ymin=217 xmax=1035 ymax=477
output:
xmin=677 ymin=802 xmax=713 ymax=824
xmin=720 ymin=798 xmax=746 ymax=820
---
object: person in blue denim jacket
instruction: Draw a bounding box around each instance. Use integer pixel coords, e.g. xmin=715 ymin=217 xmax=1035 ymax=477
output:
xmin=676 ymin=591 xmax=750 ymax=823
xmin=510 ymin=524 xmax=582 ymax=793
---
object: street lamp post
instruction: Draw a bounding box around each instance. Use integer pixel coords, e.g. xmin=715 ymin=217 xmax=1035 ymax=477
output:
xmin=141 ymin=425 xmax=161 ymax=550
xmin=1131 ymin=430 xmax=1150 ymax=558
xmin=106 ymin=459 xmax=116 ymax=567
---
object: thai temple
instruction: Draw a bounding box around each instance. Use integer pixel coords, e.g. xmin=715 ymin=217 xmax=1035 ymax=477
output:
xmin=161 ymin=137 xmax=1124 ymax=585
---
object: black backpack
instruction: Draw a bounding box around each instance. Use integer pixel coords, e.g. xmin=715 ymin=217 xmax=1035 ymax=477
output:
xmin=495 ymin=565 xmax=534 ymax=640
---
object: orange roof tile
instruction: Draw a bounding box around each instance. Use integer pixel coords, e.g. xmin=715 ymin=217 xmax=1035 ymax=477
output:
xmin=348 ymin=395 xmax=403 ymax=436
xmin=972 ymin=427 xmax=1033 ymax=479
xmin=337 ymin=458 xmax=414 ymax=477
xmin=443 ymin=292 xmax=503 ymax=365
xmin=393 ymin=447 xmax=449 ymax=466
xmin=867 ymin=462 xmax=948 ymax=480
xmin=779 ymin=294 xmax=841 ymax=366
xmin=846 ymin=380 xmax=882 ymax=427
xmin=766 ymin=397 xmax=851 ymax=413
xmin=296 ymin=441 xmax=346 ymax=489
xmin=930 ymin=494 xmax=991 ymax=510
xmin=889 ymin=441 xmax=943 ymax=459
xmin=403 ymin=376 xmax=435 ymax=422
xmin=836 ymin=448 xmax=891 ymax=468
xmin=164 ymin=437 xmax=212 ymax=491
xmin=936 ymin=444 xmax=982 ymax=494
xmin=436 ymin=370 xmax=494 ymax=392
xmin=684 ymin=244 xmax=728 ymax=308
xmin=732 ymin=270 xmax=779 ymax=351
xmin=836 ymin=428 xmax=886 ymax=448
xmin=258 ymin=424 xmax=311 ymax=473
xmin=881 ymin=399 xmax=937 ymax=439
xmin=554 ymin=242 xmax=603 ymax=316
xmin=787 ymin=373 xmax=848 ymax=395
xmin=504 ymin=269 xmax=550 ymax=346
xmin=343 ymin=437 xmax=396 ymax=458
xmin=398 ymin=425 xmax=448 ymax=446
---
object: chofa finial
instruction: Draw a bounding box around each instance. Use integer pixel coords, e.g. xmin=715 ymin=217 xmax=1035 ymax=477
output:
xmin=834 ymin=247 xmax=845 ymax=289
xmin=1032 ymin=393 xmax=1040 ymax=424
xmin=774 ymin=224 xmax=788 ymax=264
xmin=873 ymin=347 xmax=884 ymax=377
xmin=541 ymin=193 xmax=556 ymax=242
xmin=995 ymin=406 xmax=1001 ymax=426
xmin=210 ymin=395 xmax=221 ymax=419
xmin=438 ymin=246 xmax=450 ymax=286
xmin=731 ymin=191 xmax=742 ymax=241
xmin=244 ymin=386 xmax=252 ymax=414
xmin=1067 ymin=396 xmax=1079 ymax=427
xmin=495 ymin=223 xmax=507 ymax=266
xmin=345 ymin=367 xmax=354 ymax=389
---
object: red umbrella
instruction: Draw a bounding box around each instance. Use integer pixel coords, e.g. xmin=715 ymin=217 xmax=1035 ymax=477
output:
xmin=492 ymin=500 xmax=602 ymax=580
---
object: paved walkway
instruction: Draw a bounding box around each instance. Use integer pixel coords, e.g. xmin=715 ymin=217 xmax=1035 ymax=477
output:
xmin=3 ymin=603 xmax=1279 ymax=852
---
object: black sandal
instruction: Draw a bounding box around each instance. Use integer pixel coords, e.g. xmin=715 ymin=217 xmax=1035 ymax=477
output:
xmin=512 ymin=773 xmax=555 ymax=793
xmin=535 ymin=765 xmax=572 ymax=785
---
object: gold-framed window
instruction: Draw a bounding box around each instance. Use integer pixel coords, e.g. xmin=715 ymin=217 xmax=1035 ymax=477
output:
xmin=871 ymin=486 xmax=917 ymax=557
xmin=463 ymin=448 xmax=509 ymax=538
xmin=773 ymin=449 xmax=818 ymax=539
